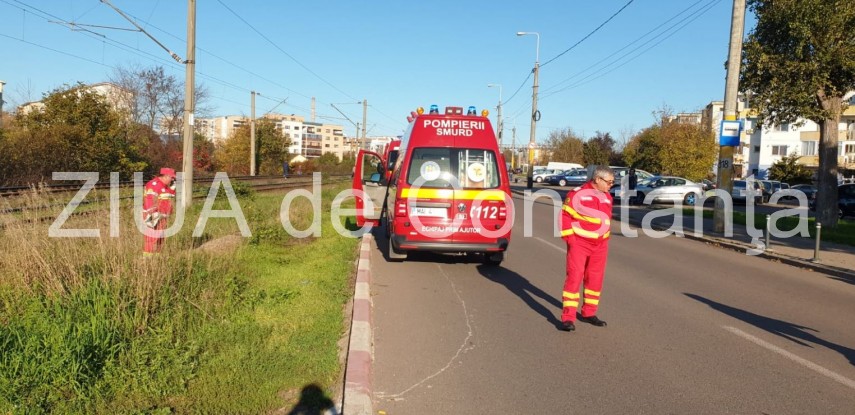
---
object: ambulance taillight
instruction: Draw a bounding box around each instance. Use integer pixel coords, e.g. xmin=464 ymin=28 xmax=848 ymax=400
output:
xmin=395 ymin=201 xmax=407 ymax=217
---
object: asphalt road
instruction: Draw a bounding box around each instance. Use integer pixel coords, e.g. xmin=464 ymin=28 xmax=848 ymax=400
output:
xmin=368 ymin=192 xmax=855 ymax=414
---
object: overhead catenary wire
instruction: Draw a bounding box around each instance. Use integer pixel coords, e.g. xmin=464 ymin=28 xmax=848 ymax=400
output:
xmin=541 ymin=0 xmax=723 ymax=100
xmin=2 ymin=1 xmax=260 ymax=99
xmin=541 ymin=0 xmax=710 ymax=95
xmin=0 ymin=28 xmax=251 ymax=114
xmin=213 ymin=0 xmax=359 ymax=103
xmin=118 ymin=8 xmax=314 ymax=101
xmin=540 ymin=0 xmax=635 ymax=68
xmin=2 ymin=1 xmax=402 ymax=136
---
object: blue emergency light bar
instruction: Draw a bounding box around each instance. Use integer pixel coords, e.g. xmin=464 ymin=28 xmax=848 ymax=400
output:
xmin=429 ymin=104 xmax=439 ymax=114
xmin=467 ymin=106 xmax=477 ymax=115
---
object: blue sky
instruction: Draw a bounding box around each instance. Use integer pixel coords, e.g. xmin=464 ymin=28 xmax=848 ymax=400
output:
xmin=1 ymin=0 xmax=749 ymax=145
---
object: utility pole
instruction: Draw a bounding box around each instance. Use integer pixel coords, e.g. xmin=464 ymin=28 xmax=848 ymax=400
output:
xmin=181 ymin=0 xmax=196 ymax=209
xmin=517 ymin=31 xmax=540 ymax=189
xmin=361 ymin=99 xmax=368 ymax=151
xmin=714 ymin=0 xmax=746 ymax=233
xmin=488 ymin=84 xmax=503 ymax=146
xmin=250 ymin=90 xmax=257 ymax=176
xmin=511 ymin=125 xmax=517 ymax=171
xmin=0 ymin=80 xmax=5 ymax=129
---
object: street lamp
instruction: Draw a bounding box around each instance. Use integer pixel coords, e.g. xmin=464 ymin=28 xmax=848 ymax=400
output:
xmin=487 ymin=84 xmax=503 ymax=148
xmin=517 ymin=31 xmax=540 ymax=189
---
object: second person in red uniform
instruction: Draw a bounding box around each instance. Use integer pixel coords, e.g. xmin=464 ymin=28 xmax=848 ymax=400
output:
xmin=558 ymin=166 xmax=615 ymax=332
xmin=142 ymin=167 xmax=177 ymax=255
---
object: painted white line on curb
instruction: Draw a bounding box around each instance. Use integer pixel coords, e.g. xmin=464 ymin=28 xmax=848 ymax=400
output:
xmin=350 ymin=321 xmax=372 ymax=353
xmin=724 ymin=326 xmax=855 ymax=391
xmin=343 ymin=234 xmax=374 ymax=415
xmin=355 ymin=282 xmax=370 ymax=300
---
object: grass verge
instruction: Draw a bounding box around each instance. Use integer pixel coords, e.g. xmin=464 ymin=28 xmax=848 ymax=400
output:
xmin=680 ymin=207 xmax=855 ymax=246
xmin=0 ymin=180 xmax=360 ymax=414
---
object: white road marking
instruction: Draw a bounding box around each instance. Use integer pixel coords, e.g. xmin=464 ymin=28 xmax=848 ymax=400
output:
xmin=724 ymin=326 xmax=855 ymax=391
xmin=375 ymin=264 xmax=475 ymax=400
xmin=534 ymin=236 xmax=565 ymax=253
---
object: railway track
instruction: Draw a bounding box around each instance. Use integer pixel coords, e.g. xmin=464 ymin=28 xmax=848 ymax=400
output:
xmin=0 ymin=174 xmax=351 ymax=228
xmin=0 ymin=175 xmax=344 ymax=198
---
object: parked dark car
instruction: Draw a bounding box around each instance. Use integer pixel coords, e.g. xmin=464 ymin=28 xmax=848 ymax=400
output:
xmin=810 ymin=184 xmax=855 ymax=219
xmin=792 ymin=184 xmax=818 ymax=201
xmin=731 ymin=180 xmax=764 ymax=205
xmin=545 ymin=169 xmax=588 ymax=187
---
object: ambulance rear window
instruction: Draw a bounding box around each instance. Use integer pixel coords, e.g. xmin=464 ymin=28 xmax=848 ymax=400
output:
xmin=407 ymin=148 xmax=500 ymax=189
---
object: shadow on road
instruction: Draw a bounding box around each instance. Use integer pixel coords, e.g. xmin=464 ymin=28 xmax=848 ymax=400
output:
xmin=685 ymin=293 xmax=855 ymax=366
xmin=285 ymin=383 xmax=337 ymax=415
xmin=477 ymin=264 xmax=563 ymax=328
xmin=371 ymin=225 xmax=484 ymax=264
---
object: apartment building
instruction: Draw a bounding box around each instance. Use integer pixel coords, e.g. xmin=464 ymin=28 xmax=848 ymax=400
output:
xmin=704 ymin=93 xmax=855 ymax=179
xmin=17 ymin=82 xmax=133 ymax=117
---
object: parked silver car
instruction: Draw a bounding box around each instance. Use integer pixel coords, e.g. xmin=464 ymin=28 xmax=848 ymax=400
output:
xmin=630 ymin=176 xmax=705 ymax=206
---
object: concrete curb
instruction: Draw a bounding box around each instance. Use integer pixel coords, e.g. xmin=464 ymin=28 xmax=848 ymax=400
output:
xmin=509 ymin=188 xmax=855 ymax=282
xmin=343 ymin=233 xmax=374 ymax=415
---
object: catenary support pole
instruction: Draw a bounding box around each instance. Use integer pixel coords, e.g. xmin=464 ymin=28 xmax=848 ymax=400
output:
xmin=251 ymin=90 xmax=256 ymax=176
xmin=181 ymin=0 xmax=196 ymax=209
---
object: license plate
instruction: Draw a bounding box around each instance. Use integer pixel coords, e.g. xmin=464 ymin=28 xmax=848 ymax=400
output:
xmin=411 ymin=207 xmax=447 ymax=218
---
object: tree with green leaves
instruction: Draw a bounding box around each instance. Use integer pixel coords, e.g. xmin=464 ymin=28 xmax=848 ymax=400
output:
xmin=3 ymin=83 xmax=147 ymax=184
xmin=544 ymin=127 xmax=584 ymax=164
xmin=768 ymin=153 xmax=814 ymax=185
xmin=741 ymin=0 xmax=855 ymax=228
xmin=622 ymin=115 xmax=716 ymax=181
xmin=583 ymin=131 xmax=615 ymax=166
xmin=214 ymin=119 xmax=290 ymax=175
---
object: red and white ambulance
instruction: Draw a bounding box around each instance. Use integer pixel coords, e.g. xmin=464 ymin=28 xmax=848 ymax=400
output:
xmin=353 ymin=105 xmax=514 ymax=265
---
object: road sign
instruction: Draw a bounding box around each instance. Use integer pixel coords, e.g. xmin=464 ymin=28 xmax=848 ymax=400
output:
xmin=719 ymin=120 xmax=742 ymax=147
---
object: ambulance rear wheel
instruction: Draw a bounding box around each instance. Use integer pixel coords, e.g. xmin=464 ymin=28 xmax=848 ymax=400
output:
xmin=388 ymin=234 xmax=407 ymax=262
xmin=483 ymin=252 xmax=503 ymax=267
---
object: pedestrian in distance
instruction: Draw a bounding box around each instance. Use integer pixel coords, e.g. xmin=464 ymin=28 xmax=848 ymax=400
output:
xmin=558 ymin=165 xmax=615 ymax=332
xmin=142 ymin=167 xmax=177 ymax=256
xmin=628 ymin=167 xmax=638 ymax=205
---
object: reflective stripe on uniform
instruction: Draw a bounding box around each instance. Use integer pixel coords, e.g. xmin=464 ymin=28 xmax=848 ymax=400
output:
xmin=562 ymin=291 xmax=580 ymax=299
xmin=562 ymin=204 xmax=609 ymax=226
xmin=400 ymin=188 xmax=507 ymax=201
xmin=563 ymin=300 xmax=579 ymax=308
xmin=584 ymin=298 xmax=599 ymax=305
xmin=584 ymin=288 xmax=601 ymax=297
xmin=560 ymin=227 xmax=610 ymax=239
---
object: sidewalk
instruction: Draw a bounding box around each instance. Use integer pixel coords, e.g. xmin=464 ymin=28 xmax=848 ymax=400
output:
xmin=509 ymin=185 xmax=855 ymax=282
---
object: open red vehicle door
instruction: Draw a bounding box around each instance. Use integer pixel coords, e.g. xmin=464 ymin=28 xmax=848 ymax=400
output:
xmin=352 ymin=149 xmax=386 ymax=227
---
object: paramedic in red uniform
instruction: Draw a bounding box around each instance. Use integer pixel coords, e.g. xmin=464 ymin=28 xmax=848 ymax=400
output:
xmin=558 ymin=165 xmax=614 ymax=332
xmin=143 ymin=167 xmax=177 ymax=255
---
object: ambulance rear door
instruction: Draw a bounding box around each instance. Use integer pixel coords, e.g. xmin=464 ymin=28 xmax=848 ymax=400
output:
xmin=452 ymin=148 xmax=511 ymax=248
xmin=400 ymin=148 xmax=454 ymax=246
xmin=353 ymin=149 xmax=385 ymax=227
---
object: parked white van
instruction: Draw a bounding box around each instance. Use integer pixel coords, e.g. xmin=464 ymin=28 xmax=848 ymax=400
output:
xmin=546 ymin=162 xmax=583 ymax=171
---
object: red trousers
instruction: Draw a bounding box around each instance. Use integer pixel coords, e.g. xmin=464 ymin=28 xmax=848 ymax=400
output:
xmin=561 ymin=236 xmax=609 ymax=322
xmin=143 ymin=224 xmax=166 ymax=254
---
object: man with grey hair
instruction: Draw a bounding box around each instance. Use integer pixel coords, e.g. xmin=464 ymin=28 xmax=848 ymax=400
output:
xmin=558 ymin=165 xmax=615 ymax=332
